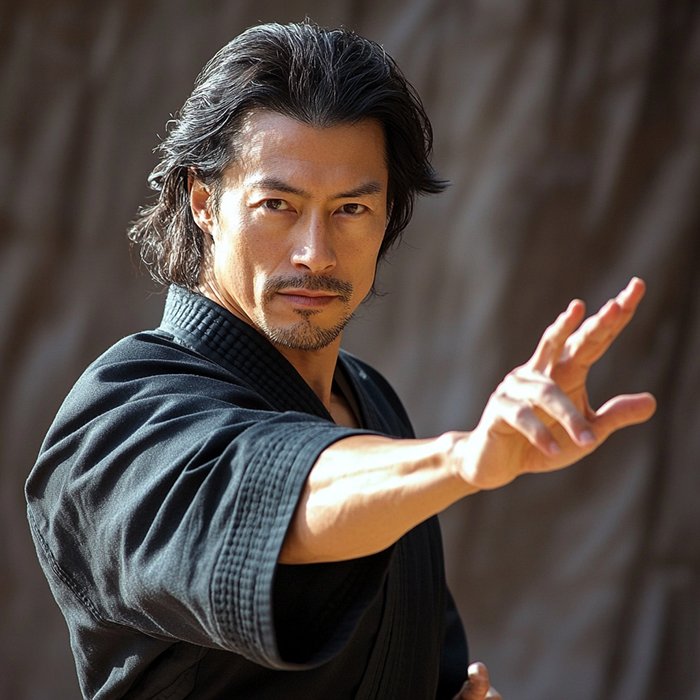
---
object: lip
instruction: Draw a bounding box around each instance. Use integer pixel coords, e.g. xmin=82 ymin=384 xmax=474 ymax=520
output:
xmin=276 ymin=290 xmax=339 ymax=307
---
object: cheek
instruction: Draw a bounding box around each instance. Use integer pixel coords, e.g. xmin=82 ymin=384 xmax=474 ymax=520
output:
xmin=349 ymin=236 xmax=383 ymax=295
xmin=210 ymin=209 xmax=249 ymax=273
xmin=210 ymin=233 xmax=237 ymax=281
xmin=211 ymin=225 xmax=282 ymax=300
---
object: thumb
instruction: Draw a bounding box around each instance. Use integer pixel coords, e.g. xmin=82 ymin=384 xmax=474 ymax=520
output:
xmin=455 ymin=662 xmax=491 ymax=700
xmin=593 ymin=392 xmax=657 ymax=439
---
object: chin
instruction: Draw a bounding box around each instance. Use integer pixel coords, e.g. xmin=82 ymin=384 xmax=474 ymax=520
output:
xmin=259 ymin=316 xmax=349 ymax=352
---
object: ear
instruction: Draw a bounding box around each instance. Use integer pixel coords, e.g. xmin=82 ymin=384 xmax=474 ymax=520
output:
xmin=189 ymin=172 xmax=215 ymax=234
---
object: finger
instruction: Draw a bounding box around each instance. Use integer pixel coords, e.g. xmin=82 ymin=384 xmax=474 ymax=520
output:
xmin=530 ymin=300 xmax=586 ymax=373
xmin=456 ymin=662 xmax=491 ymax=700
xmin=488 ymin=394 xmax=559 ymax=456
xmin=564 ymin=278 xmax=646 ymax=368
xmin=498 ymin=371 xmax=595 ymax=448
xmin=616 ymin=276 xmax=647 ymax=312
xmin=561 ymin=299 xmax=621 ymax=367
xmin=592 ymin=392 xmax=657 ymax=441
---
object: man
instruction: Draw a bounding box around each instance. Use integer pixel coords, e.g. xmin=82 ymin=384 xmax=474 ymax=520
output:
xmin=26 ymin=21 xmax=655 ymax=699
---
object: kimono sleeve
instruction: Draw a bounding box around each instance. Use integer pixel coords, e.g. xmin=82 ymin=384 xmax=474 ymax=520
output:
xmin=25 ymin=338 xmax=390 ymax=670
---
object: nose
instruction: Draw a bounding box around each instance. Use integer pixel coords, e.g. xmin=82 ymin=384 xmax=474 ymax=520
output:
xmin=290 ymin=213 xmax=336 ymax=273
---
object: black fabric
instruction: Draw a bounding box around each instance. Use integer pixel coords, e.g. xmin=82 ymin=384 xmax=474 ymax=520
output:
xmin=25 ymin=286 xmax=467 ymax=699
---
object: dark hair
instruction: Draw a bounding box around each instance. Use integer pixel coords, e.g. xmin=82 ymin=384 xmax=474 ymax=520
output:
xmin=128 ymin=20 xmax=446 ymax=289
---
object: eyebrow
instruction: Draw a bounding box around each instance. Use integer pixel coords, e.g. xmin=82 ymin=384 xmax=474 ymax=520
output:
xmin=250 ymin=177 xmax=384 ymax=199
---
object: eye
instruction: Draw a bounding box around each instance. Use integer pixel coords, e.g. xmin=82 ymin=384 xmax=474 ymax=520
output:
xmin=262 ymin=198 xmax=290 ymax=211
xmin=338 ymin=203 xmax=368 ymax=216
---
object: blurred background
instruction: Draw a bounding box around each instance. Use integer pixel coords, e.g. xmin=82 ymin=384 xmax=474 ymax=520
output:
xmin=2 ymin=1 xmax=698 ymax=698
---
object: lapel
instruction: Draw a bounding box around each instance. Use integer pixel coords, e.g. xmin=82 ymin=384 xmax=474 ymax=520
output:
xmin=159 ymin=286 xmax=334 ymax=419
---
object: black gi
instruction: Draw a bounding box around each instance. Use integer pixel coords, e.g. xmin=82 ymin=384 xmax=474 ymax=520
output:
xmin=26 ymin=286 xmax=467 ymax=699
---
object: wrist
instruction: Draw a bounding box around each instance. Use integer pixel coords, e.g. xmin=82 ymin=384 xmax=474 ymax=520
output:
xmin=438 ymin=431 xmax=482 ymax=496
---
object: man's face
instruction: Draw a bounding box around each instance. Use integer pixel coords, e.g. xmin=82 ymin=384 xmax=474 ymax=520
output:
xmin=192 ymin=111 xmax=389 ymax=352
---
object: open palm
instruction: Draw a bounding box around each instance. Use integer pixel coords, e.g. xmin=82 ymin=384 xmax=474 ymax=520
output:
xmin=459 ymin=278 xmax=656 ymax=490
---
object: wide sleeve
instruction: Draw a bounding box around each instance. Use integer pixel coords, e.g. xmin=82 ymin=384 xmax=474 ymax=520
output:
xmin=25 ymin=336 xmax=389 ymax=669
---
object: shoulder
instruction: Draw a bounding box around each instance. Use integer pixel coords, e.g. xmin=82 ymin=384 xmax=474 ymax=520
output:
xmin=81 ymin=329 xmax=249 ymax=394
xmin=53 ymin=330 xmax=270 ymax=446
xmin=88 ymin=328 xmax=223 ymax=374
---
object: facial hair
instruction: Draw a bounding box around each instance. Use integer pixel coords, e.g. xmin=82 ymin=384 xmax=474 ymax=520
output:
xmin=258 ymin=274 xmax=355 ymax=351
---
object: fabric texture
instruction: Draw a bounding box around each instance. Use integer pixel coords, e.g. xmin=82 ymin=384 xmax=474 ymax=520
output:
xmin=6 ymin=4 xmax=697 ymax=698
xmin=25 ymin=286 xmax=467 ymax=699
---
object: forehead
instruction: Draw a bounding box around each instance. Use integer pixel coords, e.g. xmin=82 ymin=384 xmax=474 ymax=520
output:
xmin=225 ymin=111 xmax=388 ymax=189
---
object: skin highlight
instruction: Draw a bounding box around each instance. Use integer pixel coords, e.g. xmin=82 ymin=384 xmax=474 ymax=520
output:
xmin=190 ymin=111 xmax=389 ymax=410
xmin=186 ymin=111 xmax=656 ymax=700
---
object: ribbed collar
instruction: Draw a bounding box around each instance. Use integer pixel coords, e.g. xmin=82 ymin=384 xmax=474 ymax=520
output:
xmin=159 ymin=286 xmax=334 ymax=419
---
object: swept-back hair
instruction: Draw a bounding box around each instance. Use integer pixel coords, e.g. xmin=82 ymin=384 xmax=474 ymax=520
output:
xmin=128 ymin=20 xmax=446 ymax=289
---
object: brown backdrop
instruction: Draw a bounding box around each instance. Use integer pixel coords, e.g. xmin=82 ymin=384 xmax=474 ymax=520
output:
xmin=2 ymin=1 xmax=698 ymax=698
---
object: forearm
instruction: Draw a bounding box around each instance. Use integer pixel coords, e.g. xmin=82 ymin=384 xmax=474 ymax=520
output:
xmin=280 ymin=280 xmax=657 ymax=565
xmin=279 ymin=432 xmax=477 ymax=564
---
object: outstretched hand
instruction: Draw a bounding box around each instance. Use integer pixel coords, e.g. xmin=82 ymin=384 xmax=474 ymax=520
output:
xmin=458 ymin=278 xmax=656 ymax=490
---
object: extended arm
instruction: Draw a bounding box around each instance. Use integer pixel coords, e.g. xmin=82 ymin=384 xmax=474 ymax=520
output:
xmin=280 ymin=278 xmax=656 ymax=564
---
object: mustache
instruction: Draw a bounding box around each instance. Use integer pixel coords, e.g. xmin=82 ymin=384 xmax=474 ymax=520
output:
xmin=263 ymin=275 xmax=353 ymax=303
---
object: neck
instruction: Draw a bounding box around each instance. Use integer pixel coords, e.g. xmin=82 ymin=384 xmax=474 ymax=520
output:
xmin=278 ymin=339 xmax=359 ymax=428
xmin=198 ymin=282 xmax=349 ymax=422
xmin=274 ymin=339 xmax=342 ymax=413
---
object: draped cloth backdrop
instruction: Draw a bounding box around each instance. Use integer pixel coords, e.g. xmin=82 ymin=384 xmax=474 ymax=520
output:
xmin=2 ymin=1 xmax=698 ymax=698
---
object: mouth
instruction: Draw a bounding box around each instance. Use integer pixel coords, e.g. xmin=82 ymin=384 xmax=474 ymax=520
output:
xmin=263 ymin=275 xmax=354 ymax=307
xmin=276 ymin=290 xmax=340 ymax=308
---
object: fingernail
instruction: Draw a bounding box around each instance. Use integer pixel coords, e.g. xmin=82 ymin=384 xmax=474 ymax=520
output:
xmin=580 ymin=430 xmax=595 ymax=445
xmin=468 ymin=662 xmax=487 ymax=681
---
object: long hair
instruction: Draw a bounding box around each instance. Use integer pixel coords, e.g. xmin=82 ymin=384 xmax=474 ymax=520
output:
xmin=128 ymin=20 xmax=447 ymax=289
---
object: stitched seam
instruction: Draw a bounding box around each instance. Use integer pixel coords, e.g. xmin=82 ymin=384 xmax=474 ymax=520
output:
xmin=27 ymin=509 xmax=107 ymax=624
